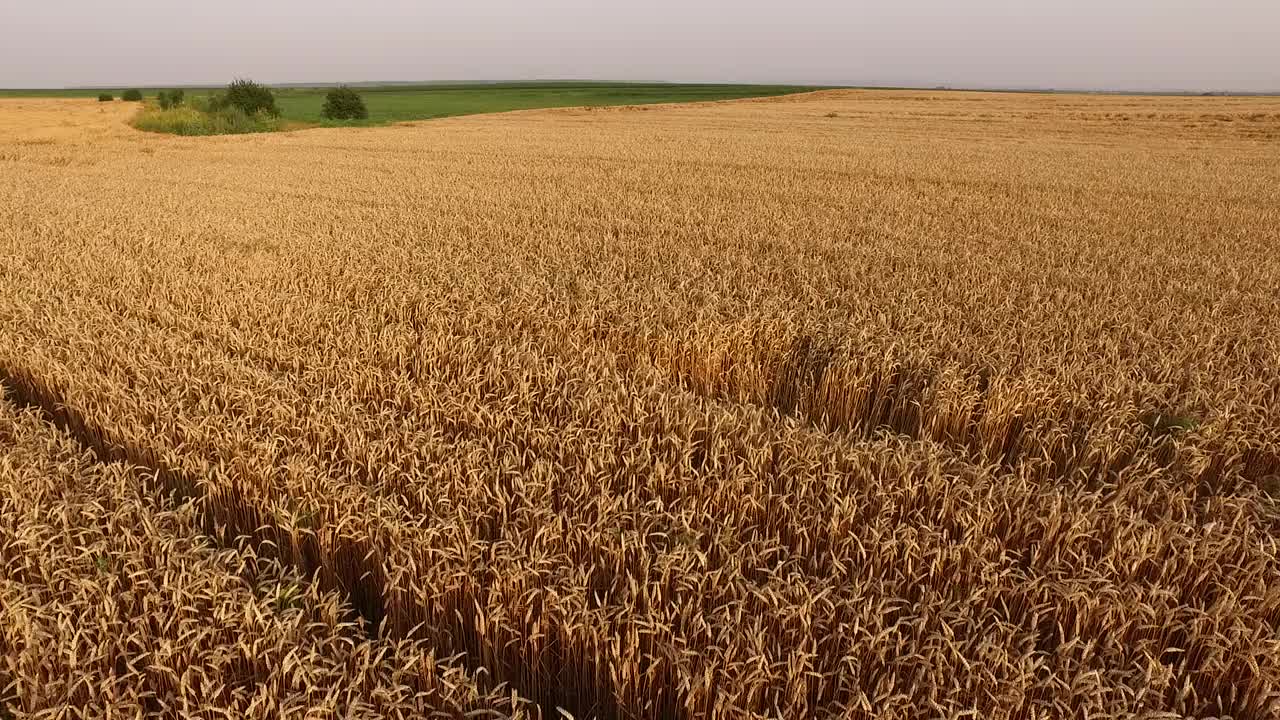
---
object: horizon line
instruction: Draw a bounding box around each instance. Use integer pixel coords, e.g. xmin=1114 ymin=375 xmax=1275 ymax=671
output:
xmin=3 ymin=78 xmax=1278 ymax=97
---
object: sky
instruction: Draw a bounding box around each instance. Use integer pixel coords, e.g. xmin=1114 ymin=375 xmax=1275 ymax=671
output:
xmin=3 ymin=0 xmax=1278 ymax=92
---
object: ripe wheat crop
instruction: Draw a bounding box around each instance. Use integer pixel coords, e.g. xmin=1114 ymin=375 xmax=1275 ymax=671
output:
xmin=1 ymin=90 xmax=1279 ymax=719
xmin=0 ymin=390 xmax=536 ymax=718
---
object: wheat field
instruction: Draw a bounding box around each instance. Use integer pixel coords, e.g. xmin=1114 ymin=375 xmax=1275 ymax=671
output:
xmin=2 ymin=90 xmax=1279 ymax=719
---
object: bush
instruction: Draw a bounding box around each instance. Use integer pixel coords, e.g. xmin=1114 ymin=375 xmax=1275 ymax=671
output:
xmin=131 ymin=105 xmax=283 ymax=136
xmin=130 ymin=106 xmax=204 ymax=135
xmin=320 ymin=85 xmax=368 ymax=121
xmin=122 ymin=89 xmax=143 ymax=102
xmin=157 ymin=89 xmax=185 ymax=110
xmin=97 ymin=93 xmax=114 ymax=102
xmin=222 ymin=78 xmax=279 ymax=118
xmin=192 ymin=93 xmax=223 ymax=113
xmin=202 ymin=107 xmax=281 ymax=135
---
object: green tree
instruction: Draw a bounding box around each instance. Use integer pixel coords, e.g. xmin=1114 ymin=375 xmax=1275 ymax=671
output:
xmin=122 ymin=89 xmax=143 ymax=102
xmin=222 ymin=79 xmax=279 ymax=117
xmin=320 ymin=85 xmax=369 ymax=121
xmin=157 ymin=89 xmax=185 ymax=110
xmin=97 ymin=93 xmax=114 ymax=102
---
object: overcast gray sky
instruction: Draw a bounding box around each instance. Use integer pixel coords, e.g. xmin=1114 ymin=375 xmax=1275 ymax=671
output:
xmin=3 ymin=0 xmax=1277 ymax=91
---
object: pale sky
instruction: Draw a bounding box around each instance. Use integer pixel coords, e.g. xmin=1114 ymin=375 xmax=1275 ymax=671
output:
xmin=2 ymin=0 xmax=1277 ymax=91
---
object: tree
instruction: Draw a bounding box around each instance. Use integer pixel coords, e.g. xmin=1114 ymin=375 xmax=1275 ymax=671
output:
xmin=122 ymin=89 xmax=143 ymax=102
xmin=222 ymin=78 xmax=279 ymax=117
xmin=158 ymin=89 xmax=185 ymax=110
xmin=97 ymin=93 xmax=114 ymax=102
xmin=320 ymin=85 xmax=369 ymax=120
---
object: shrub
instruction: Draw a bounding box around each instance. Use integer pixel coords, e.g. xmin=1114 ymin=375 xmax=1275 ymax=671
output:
xmin=320 ymin=86 xmax=368 ymax=121
xmin=129 ymin=106 xmax=203 ymax=135
xmin=202 ymin=107 xmax=281 ymax=135
xmin=97 ymin=93 xmax=114 ymax=102
xmin=223 ymin=78 xmax=279 ymax=118
xmin=157 ymin=89 xmax=185 ymax=110
xmin=131 ymin=105 xmax=283 ymax=136
xmin=192 ymin=93 xmax=224 ymax=113
xmin=122 ymin=89 xmax=143 ymax=102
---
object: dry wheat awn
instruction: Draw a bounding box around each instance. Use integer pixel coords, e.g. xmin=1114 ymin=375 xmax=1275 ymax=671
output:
xmin=1 ymin=89 xmax=1278 ymax=719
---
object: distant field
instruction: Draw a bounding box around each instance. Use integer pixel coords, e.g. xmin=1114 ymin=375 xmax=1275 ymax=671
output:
xmin=276 ymin=83 xmax=820 ymax=125
xmin=0 ymin=82 xmax=820 ymax=126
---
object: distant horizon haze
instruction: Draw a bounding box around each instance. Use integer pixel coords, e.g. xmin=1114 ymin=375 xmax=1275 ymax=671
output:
xmin=3 ymin=0 xmax=1277 ymax=93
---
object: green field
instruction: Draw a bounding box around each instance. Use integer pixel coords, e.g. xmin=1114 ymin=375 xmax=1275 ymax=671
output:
xmin=278 ymin=83 xmax=818 ymax=125
xmin=0 ymin=82 xmax=820 ymax=126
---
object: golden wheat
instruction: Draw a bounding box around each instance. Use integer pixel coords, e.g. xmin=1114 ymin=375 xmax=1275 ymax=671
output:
xmin=1 ymin=89 xmax=1278 ymax=719
xmin=0 ymin=391 xmax=535 ymax=719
